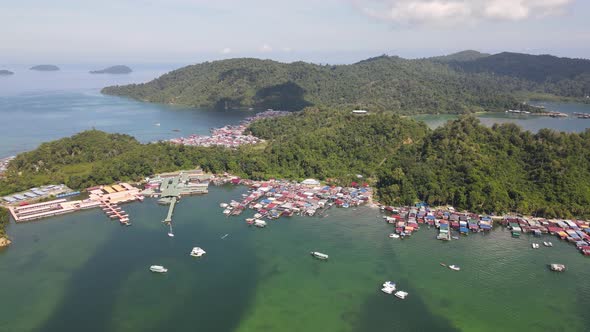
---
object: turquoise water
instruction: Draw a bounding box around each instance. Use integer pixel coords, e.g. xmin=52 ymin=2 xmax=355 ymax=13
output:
xmin=413 ymin=101 xmax=590 ymax=133
xmin=1 ymin=186 xmax=589 ymax=331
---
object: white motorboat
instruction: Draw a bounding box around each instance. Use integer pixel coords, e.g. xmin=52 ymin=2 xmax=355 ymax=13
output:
xmin=532 ymin=243 xmax=540 ymax=249
xmin=254 ymin=219 xmax=267 ymax=228
xmin=381 ymin=286 xmax=395 ymax=294
xmin=543 ymin=241 xmax=549 ymax=247
xmin=310 ymin=251 xmax=329 ymax=260
xmin=549 ymin=263 xmax=566 ymax=272
xmin=190 ymin=247 xmax=206 ymax=257
xmin=220 ymin=203 xmax=229 ymax=208
xmin=394 ymin=291 xmax=408 ymax=299
xmin=548 ymin=242 xmax=553 ymax=247
xmin=150 ymin=265 xmax=168 ymax=273
xmin=389 ymin=233 xmax=400 ymax=239
xmin=382 ymin=281 xmax=396 ymax=290
xmin=449 ymin=265 xmax=461 ymax=271
xmin=223 ymin=208 xmax=232 ymax=215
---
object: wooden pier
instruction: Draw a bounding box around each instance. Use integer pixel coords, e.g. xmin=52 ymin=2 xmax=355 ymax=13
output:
xmin=100 ymin=200 xmax=131 ymax=226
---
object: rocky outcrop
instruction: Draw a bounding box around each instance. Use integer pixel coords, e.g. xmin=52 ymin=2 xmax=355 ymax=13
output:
xmin=0 ymin=237 xmax=11 ymax=247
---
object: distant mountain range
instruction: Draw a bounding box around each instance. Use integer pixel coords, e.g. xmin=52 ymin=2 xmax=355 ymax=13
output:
xmin=102 ymin=51 xmax=590 ymax=114
xmin=30 ymin=65 xmax=60 ymax=71
xmin=90 ymin=65 xmax=132 ymax=74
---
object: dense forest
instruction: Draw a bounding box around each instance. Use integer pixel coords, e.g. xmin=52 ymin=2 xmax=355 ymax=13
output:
xmin=3 ymin=111 xmax=590 ymax=218
xmin=447 ymin=52 xmax=590 ymax=98
xmin=102 ymin=52 xmax=590 ymax=114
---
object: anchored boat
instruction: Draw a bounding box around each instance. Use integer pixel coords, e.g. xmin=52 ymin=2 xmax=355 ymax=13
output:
xmin=549 ymin=263 xmax=566 ymax=272
xmin=449 ymin=265 xmax=461 ymax=271
xmin=394 ymin=291 xmax=409 ymax=299
xmin=150 ymin=265 xmax=168 ymax=273
xmin=310 ymin=251 xmax=329 ymax=260
xmin=190 ymin=247 xmax=206 ymax=257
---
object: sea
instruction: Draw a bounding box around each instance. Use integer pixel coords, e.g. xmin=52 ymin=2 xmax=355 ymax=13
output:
xmin=1 ymin=66 xmax=590 ymax=332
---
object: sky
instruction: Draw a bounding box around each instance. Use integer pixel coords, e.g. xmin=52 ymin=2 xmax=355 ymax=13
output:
xmin=0 ymin=0 xmax=589 ymax=64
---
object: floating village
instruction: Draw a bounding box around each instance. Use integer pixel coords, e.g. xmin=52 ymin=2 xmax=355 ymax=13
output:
xmin=168 ymin=110 xmax=290 ymax=148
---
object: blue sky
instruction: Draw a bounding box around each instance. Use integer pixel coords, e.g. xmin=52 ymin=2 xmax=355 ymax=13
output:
xmin=1 ymin=0 xmax=588 ymax=64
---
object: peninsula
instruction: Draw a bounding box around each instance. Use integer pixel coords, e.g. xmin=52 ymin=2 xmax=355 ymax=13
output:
xmin=102 ymin=51 xmax=590 ymax=114
xmin=0 ymin=70 xmax=14 ymax=76
xmin=90 ymin=65 xmax=132 ymax=74
xmin=30 ymin=64 xmax=60 ymax=71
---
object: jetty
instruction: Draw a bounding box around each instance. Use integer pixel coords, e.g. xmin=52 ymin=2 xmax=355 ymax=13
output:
xmin=100 ymin=200 xmax=130 ymax=226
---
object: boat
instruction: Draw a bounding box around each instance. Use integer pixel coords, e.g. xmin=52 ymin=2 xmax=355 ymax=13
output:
xmin=389 ymin=233 xmax=400 ymax=239
xmin=310 ymin=251 xmax=329 ymax=260
xmin=394 ymin=291 xmax=408 ymax=299
xmin=167 ymin=224 xmax=174 ymax=237
xmin=549 ymin=263 xmax=566 ymax=272
xmin=382 ymin=281 xmax=396 ymax=289
xmin=223 ymin=209 xmax=232 ymax=215
xmin=190 ymin=247 xmax=206 ymax=257
xmin=452 ymin=236 xmax=459 ymax=240
xmin=220 ymin=203 xmax=229 ymax=208
xmin=253 ymin=219 xmax=267 ymax=228
xmin=449 ymin=265 xmax=461 ymax=271
xmin=548 ymin=242 xmax=553 ymax=247
xmin=543 ymin=241 xmax=550 ymax=247
xmin=440 ymin=263 xmax=447 ymax=267
xmin=155 ymin=123 xmax=161 ymax=126
xmin=149 ymin=265 xmax=168 ymax=273
xmin=381 ymin=285 xmax=395 ymax=294
xmin=221 ymin=233 xmax=229 ymax=239
xmin=532 ymin=243 xmax=540 ymax=249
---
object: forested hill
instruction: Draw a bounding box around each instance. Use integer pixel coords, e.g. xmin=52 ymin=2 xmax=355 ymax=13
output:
xmin=448 ymin=52 xmax=590 ymax=97
xmin=102 ymin=52 xmax=590 ymax=114
xmin=101 ymin=56 xmax=530 ymax=114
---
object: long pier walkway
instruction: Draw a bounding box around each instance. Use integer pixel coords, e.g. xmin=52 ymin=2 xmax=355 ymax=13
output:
xmin=163 ymin=197 xmax=177 ymax=223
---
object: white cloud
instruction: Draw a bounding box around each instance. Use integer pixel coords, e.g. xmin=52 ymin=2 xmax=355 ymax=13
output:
xmin=352 ymin=0 xmax=574 ymax=26
xmin=282 ymin=47 xmax=293 ymax=52
xmin=260 ymin=43 xmax=273 ymax=52
xmin=221 ymin=47 xmax=232 ymax=54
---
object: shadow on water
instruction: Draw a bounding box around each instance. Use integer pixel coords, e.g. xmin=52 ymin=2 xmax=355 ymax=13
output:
xmin=35 ymin=225 xmax=259 ymax=332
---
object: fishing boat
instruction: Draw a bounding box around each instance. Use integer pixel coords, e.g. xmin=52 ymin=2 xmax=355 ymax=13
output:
xmin=389 ymin=233 xmax=400 ymax=239
xmin=449 ymin=265 xmax=461 ymax=271
xmin=549 ymin=263 xmax=566 ymax=272
xmin=310 ymin=251 xmax=329 ymax=260
xmin=190 ymin=247 xmax=206 ymax=257
xmin=394 ymin=291 xmax=408 ymax=299
xmin=149 ymin=265 xmax=167 ymax=273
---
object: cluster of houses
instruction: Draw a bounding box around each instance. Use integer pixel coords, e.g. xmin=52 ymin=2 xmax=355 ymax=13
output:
xmin=502 ymin=217 xmax=590 ymax=256
xmin=219 ymin=177 xmax=372 ymax=221
xmin=168 ymin=110 xmax=290 ymax=148
xmin=381 ymin=205 xmax=495 ymax=239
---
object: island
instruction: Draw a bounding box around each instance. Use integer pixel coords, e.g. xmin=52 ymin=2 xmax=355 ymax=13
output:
xmin=102 ymin=51 xmax=590 ymax=113
xmin=0 ymin=70 xmax=14 ymax=76
xmin=30 ymin=64 xmax=60 ymax=71
xmin=90 ymin=65 xmax=132 ymax=74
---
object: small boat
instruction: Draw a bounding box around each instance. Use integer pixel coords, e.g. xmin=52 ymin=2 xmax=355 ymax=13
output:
xmin=548 ymin=242 xmax=553 ymax=247
xmin=452 ymin=236 xmax=459 ymax=240
xmin=549 ymin=263 xmax=566 ymax=272
xmin=382 ymin=281 xmax=396 ymax=290
xmin=389 ymin=233 xmax=400 ymax=239
xmin=223 ymin=209 xmax=232 ymax=215
xmin=310 ymin=251 xmax=329 ymax=260
xmin=543 ymin=241 xmax=550 ymax=247
xmin=253 ymin=219 xmax=267 ymax=228
xmin=532 ymin=243 xmax=540 ymax=249
xmin=155 ymin=123 xmax=161 ymax=126
xmin=394 ymin=291 xmax=408 ymax=299
xmin=449 ymin=265 xmax=461 ymax=271
xmin=168 ymin=224 xmax=174 ymax=237
xmin=381 ymin=286 xmax=395 ymax=294
xmin=149 ymin=265 xmax=167 ymax=273
xmin=190 ymin=247 xmax=206 ymax=257
xmin=221 ymin=233 xmax=229 ymax=239
xmin=440 ymin=263 xmax=447 ymax=267
xmin=245 ymin=218 xmax=255 ymax=224
xmin=220 ymin=203 xmax=229 ymax=208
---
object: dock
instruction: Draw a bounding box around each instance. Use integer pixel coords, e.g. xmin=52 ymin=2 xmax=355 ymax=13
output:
xmin=100 ymin=200 xmax=131 ymax=226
